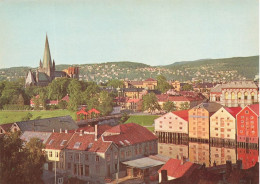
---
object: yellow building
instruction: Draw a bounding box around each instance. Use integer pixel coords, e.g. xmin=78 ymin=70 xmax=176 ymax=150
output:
xmin=124 ymin=78 xmax=158 ymax=90
xmin=210 ymin=107 xmax=241 ymax=144
xmin=188 ymin=102 xmax=222 ymax=141
xmin=171 ymin=81 xmax=181 ymax=91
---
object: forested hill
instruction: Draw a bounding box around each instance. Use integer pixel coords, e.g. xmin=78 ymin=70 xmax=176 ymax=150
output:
xmin=0 ymin=56 xmax=258 ymax=82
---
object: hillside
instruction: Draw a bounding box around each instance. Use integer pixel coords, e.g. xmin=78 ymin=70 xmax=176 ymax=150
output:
xmin=0 ymin=56 xmax=258 ymax=82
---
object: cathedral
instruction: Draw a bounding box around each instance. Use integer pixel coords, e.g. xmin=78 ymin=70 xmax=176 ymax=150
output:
xmin=25 ymin=35 xmax=79 ymax=87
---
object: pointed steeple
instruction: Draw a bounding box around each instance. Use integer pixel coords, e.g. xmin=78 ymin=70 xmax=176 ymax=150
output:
xmin=42 ymin=34 xmax=52 ymax=69
xmin=52 ymin=59 xmax=55 ymax=71
xmin=39 ymin=59 xmax=43 ymax=68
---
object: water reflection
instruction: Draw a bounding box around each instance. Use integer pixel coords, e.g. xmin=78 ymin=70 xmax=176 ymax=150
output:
xmin=158 ymin=140 xmax=258 ymax=169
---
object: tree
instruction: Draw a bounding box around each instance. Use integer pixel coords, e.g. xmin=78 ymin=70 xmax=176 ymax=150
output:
xmin=142 ymin=92 xmax=161 ymax=113
xmin=156 ymin=75 xmax=172 ymax=93
xmin=17 ymin=94 xmax=25 ymax=106
xmin=163 ymin=101 xmax=176 ymax=112
xmin=107 ymin=79 xmax=124 ymax=89
xmin=98 ymin=91 xmax=114 ymax=116
xmin=118 ymin=113 xmax=130 ymax=124
xmin=68 ymin=94 xmax=81 ymax=111
xmin=68 ymin=79 xmax=82 ymax=97
xmin=182 ymin=84 xmax=193 ymax=91
xmin=179 ymin=102 xmax=190 ymax=110
xmin=58 ymin=100 xmax=68 ymax=109
xmin=0 ymin=131 xmax=45 ymax=184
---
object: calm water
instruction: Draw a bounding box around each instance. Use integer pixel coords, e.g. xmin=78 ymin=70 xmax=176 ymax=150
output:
xmin=158 ymin=139 xmax=258 ymax=169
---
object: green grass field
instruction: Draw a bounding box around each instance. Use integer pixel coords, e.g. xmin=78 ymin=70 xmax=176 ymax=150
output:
xmin=124 ymin=115 xmax=159 ymax=126
xmin=0 ymin=110 xmax=76 ymax=125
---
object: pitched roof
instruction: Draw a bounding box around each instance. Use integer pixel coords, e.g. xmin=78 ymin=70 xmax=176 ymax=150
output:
xmin=88 ymin=108 xmax=100 ymax=114
xmin=14 ymin=116 xmax=78 ymax=133
xmin=210 ymin=84 xmax=222 ymax=93
xmin=0 ymin=123 xmax=13 ymax=132
xmin=127 ymin=98 xmax=142 ymax=103
xmin=222 ymin=81 xmax=258 ymax=89
xmin=66 ymin=132 xmax=112 ymax=153
xmin=156 ymin=94 xmax=169 ymax=102
xmin=224 ymin=107 xmax=242 ymax=118
xmin=193 ymin=102 xmax=223 ymax=113
xmin=144 ymin=78 xmax=157 ymax=82
xmin=20 ymin=131 xmax=52 ymax=144
xmin=248 ymin=104 xmax=259 ymax=116
xmin=43 ymin=34 xmax=52 ymax=69
xmin=75 ymin=125 xmax=112 ymax=137
xmin=158 ymin=158 xmax=200 ymax=178
xmin=61 ymin=95 xmax=69 ymax=102
xmin=172 ymin=110 xmax=189 ymax=121
xmin=103 ymin=123 xmax=157 ymax=147
xmin=45 ymin=132 xmax=74 ymax=150
xmin=128 ymin=81 xmax=144 ymax=85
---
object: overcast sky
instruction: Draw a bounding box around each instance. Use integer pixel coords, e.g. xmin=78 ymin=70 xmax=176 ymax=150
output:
xmin=0 ymin=0 xmax=258 ymax=68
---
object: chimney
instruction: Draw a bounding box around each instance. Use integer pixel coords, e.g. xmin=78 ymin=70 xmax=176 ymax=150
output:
xmin=80 ymin=130 xmax=83 ymax=136
xmin=95 ymin=124 xmax=98 ymax=141
xmin=181 ymin=156 xmax=185 ymax=165
xmin=53 ymin=129 xmax=55 ymax=132
xmin=161 ymin=170 xmax=168 ymax=182
xmin=65 ymin=129 xmax=68 ymax=134
xmin=60 ymin=128 xmax=62 ymax=133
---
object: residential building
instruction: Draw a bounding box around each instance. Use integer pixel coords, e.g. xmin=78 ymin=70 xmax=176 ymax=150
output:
xmin=236 ymin=104 xmax=259 ymax=144
xmin=10 ymin=116 xmax=78 ymax=133
xmin=170 ymin=81 xmax=181 ymax=91
xmin=154 ymin=110 xmax=189 ymax=140
xmin=189 ymin=102 xmax=223 ymax=141
xmin=30 ymin=94 xmax=70 ymax=107
xmin=210 ymin=81 xmax=258 ymax=108
xmin=20 ymin=131 xmax=52 ymax=144
xmin=0 ymin=123 xmax=13 ymax=134
xmin=25 ymin=35 xmax=79 ymax=87
xmin=125 ymin=98 xmax=143 ymax=112
xmin=210 ymin=107 xmax=241 ymax=144
xmin=158 ymin=158 xmax=200 ymax=182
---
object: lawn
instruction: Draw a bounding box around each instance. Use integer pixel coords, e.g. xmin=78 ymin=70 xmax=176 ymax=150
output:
xmin=0 ymin=110 xmax=76 ymax=125
xmin=124 ymin=115 xmax=159 ymax=126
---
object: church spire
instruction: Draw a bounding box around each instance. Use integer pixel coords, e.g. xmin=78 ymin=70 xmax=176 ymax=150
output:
xmin=42 ymin=34 xmax=52 ymax=69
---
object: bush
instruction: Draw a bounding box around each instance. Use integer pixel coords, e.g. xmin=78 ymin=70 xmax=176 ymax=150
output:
xmin=3 ymin=105 xmax=31 ymax=110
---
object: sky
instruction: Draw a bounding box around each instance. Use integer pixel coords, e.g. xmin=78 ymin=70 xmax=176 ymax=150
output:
xmin=0 ymin=0 xmax=258 ymax=68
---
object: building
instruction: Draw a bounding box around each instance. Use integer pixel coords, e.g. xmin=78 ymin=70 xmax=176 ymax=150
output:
xmin=236 ymin=104 xmax=259 ymax=145
xmin=210 ymin=107 xmax=241 ymax=144
xmin=170 ymin=81 xmax=181 ymax=91
xmin=124 ymin=78 xmax=158 ymax=90
xmin=188 ymin=102 xmax=223 ymax=141
xmin=25 ymin=35 xmax=79 ymax=87
xmin=0 ymin=123 xmax=13 ymax=134
xmin=210 ymin=81 xmax=259 ymax=108
xmin=10 ymin=116 xmax=78 ymax=133
xmin=154 ymin=110 xmax=189 ymax=140
xmin=30 ymin=94 xmax=70 ymax=107
xmin=20 ymin=131 xmax=52 ymax=144
xmin=158 ymin=158 xmax=200 ymax=182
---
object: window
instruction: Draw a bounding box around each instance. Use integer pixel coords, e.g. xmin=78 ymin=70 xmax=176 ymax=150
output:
xmin=96 ymin=156 xmax=100 ymax=162
xmin=241 ymin=125 xmax=244 ymax=127
xmin=227 ymin=134 xmax=230 ymax=137
xmin=48 ymin=139 xmax=54 ymax=145
xmin=250 ymin=116 xmax=254 ymax=119
xmin=227 ymin=129 xmax=231 ymax=132
xmin=60 ymin=140 xmax=67 ymax=146
xmin=68 ymin=163 xmax=71 ymax=170
xmin=179 ymin=122 xmax=183 ymax=125
xmin=160 ymin=121 xmax=162 ymax=124
xmin=238 ymin=92 xmax=242 ymax=100
xmin=227 ymin=123 xmax=230 ymax=126
xmin=169 ymin=126 xmax=172 ymax=129
xmin=56 ymin=152 xmax=59 ymax=158
xmin=169 ymin=117 xmax=172 ymax=119
xmin=49 ymin=151 xmax=52 ymax=157
xmin=164 ymin=117 xmax=166 ymax=119
xmin=245 ymin=110 xmax=249 ymax=114
xmin=244 ymin=92 xmax=248 ymax=100
xmin=216 ymin=133 xmax=218 ymax=136
xmin=241 ymin=120 xmax=244 ymax=123
xmin=215 ymin=128 xmax=218 ymax=130
xmin=73 ymin=142 xmax=81 ymax=149
xmin=159 ymin=125 xmax=162 ymax=128
xmin=225 ymin=92 xmax=229 ymax=99
xmin=169 ymin=122 xmax=172 ymax=124
xmin=231 ymin=92 xmax=235 ymax=100
xmin=179 ymin=127 xmax=182 ymax=130
xmin=240 ymin=130 xmax=243 ymax=133
xmin=85 ymin=165 xmax=89 ymax=176
xmin=241 ymin=116 xmax=244 ymax=119
xmin=193 ymin=127 xmax=196 ymax=130
xmin=114 ymin=152 xmax=118 ymax=159
xmin=251 ymin=92 xmax=255 ymax=100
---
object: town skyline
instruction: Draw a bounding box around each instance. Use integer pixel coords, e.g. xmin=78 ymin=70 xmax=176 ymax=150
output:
xmin=0 ymin=0 xmax=258 ymax=69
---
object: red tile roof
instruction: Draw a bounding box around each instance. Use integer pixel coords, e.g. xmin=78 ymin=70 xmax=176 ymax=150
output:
xmin=129 ymin=81 xmax=144 ymax=85
xmin=88 ymin=108 xmax=100 ymax=114
xmin=103 ymin=123 xmax=157 ymax=147
xmin=172 ymin=110 xmax=189 ymax=121
xmin=61 ymin=95 xmax=69 ymax=102
xmin=76 ymin=125 xmax=112 ymax=137
xmin=77 ymin=107 xmax=88 ymax=115
xmin=248 ymin=104 xmax=259 ymax=116
xmin=0 ymin=123 xmax=14 ymax=132
xmin=127 ymin=98 xmax=142 ymax=103
xmin=224 ymin=107 xmax=242 ymax=118
xmin=168 ymin=96 xmax=191 ymax=102
xmin=145 ymin=78 xmax=157 ymax=82
xmin=156 ymin=94 xmax=169 ymax=102
xmin=45 ymin=132 xmax=74 ymax=150
xmin=158 ymin=158 xmax=200 ymax=178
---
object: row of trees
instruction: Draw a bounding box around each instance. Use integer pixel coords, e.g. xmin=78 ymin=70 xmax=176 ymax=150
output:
xmin=0 ymin=131 xmax=46 ymax=184
xmin=142 ymin=92 xmax=190 ymax=113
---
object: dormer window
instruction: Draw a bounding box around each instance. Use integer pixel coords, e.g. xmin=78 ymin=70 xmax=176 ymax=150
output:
xmin=48 ymin=139 xmax=54 ymax=145
xmin=73 ymin=142 xmax=81 ymax=149
xmin=60 ymin=140 xmax=67 ymax=146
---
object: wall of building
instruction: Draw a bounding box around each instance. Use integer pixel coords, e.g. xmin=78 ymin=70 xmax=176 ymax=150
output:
xmin=188 ymin=142 xmax=210 ymax=167
xmin=154 ymin=112 xmax=188 ymax=134
xmin=210 ymin=146 xmax=236 ymax=166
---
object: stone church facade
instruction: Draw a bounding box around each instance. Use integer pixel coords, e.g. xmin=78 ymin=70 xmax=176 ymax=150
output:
xmin=25 ymin=35 xmax=79 ymax=87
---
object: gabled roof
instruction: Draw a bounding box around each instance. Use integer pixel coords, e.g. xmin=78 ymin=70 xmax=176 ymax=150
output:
xmin=38 ymin=72 xmax=49 ymax=81
xmin=61 ymin=95 xmax=69 ymax=102
xmin=127 ymin=98 xmax=142 ymax=103
xmin=193 ymin=102 xmax=223 ymax=113
xmin=224 ymin=107 xmax=242 ymax=118
xmin=14 ymin=116 xmax=78 ymax=133
xmin=248 ymin=104 xmax=259 ymax=116
xmin=20 ymin=131 xmax=52 ymax=144
xmin=76 ymin=125 xmax=112 ymax=137
xmin=88 ymin=108 xmax=100 ymax=114
xmin=0 ymin=123 xmax=13 ymax=132
xmin=222 ymin=81 xmax=258 ymax=89
xmin=210 ymin=84 xmax=222 ymax=93
xmin=158 ymin=158 xmax=200 ymax=178
xmin=144 ymin=78 xmax=157 ymax=82
xmin=172 ymin=110 xmax=189 ymax=121
xmin=45 ymin=132 xmax=74 ymax=150
xmin=103 ymin=123 xmax=157 ymax=147
xmin=156 ymin=94 xmax=169 ymax=102
xmin=128 ymin=81 xmax=144 ymax=85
